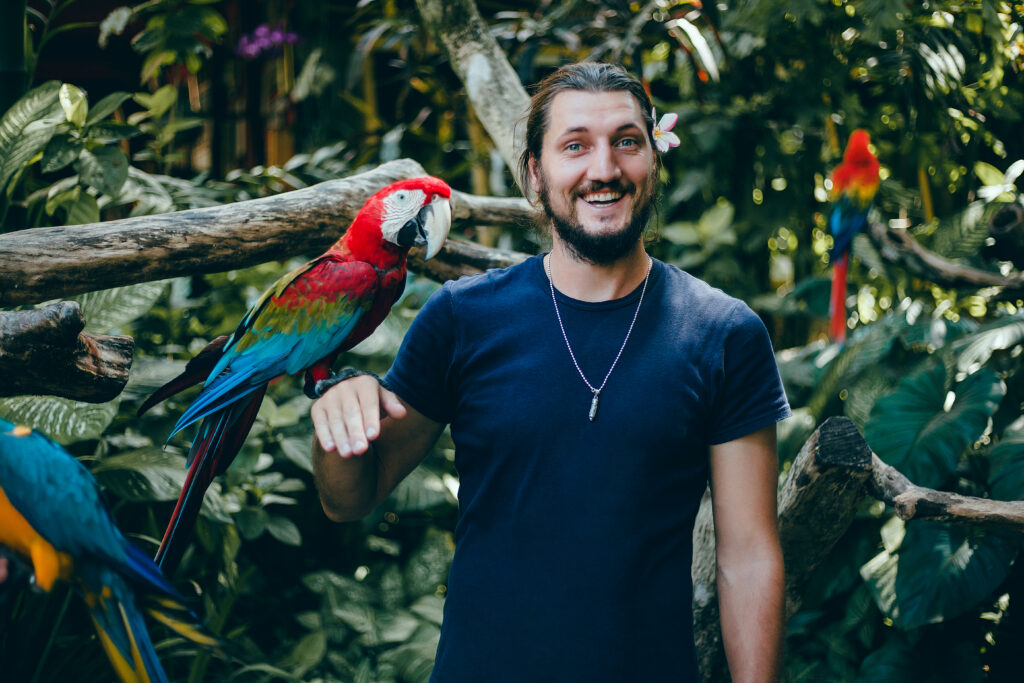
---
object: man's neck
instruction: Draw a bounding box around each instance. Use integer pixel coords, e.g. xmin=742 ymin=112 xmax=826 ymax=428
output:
xmin=547 ymin=240 xmax=650 ymax=302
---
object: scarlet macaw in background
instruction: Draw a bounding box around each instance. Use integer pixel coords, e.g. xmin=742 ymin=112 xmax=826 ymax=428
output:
xmin=828 ymin=129 xmax=880 ymax=344
xmin=0 ymin=418 xmax=221 ymax=683
xmin=139 ymin=177 xmax=452 ymax=572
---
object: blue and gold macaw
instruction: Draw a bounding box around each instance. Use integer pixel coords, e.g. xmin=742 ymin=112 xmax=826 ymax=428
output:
xmin=0 ymin=418 xmax=221 ymax=683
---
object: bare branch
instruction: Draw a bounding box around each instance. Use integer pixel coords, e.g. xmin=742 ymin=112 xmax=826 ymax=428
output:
xmin=0 ymin=302 xmax=133 ymax=402
xmin=0 ymin=159 xmax=535 ymax=307
xmin=866 ymin=220 xmax=1024 ymax=297
xmin=869 ymin=454 xmax=1024 ymax=531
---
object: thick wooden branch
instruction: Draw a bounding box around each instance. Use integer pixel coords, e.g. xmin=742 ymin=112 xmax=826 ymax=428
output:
xmin=0 ymin=159 xmax=535 ymax=307
xmin=0 ymin=302 xmax=133 ymax=402
xmin=866 ymin=220 xmax=1024 ymax=297
xmin=692 ymin=417 xmax=872 ymax=683
xmin=869 ymin=454 xmax=1024 ymax=531
xmin=415 ymin=0 xmax=530 ymax=191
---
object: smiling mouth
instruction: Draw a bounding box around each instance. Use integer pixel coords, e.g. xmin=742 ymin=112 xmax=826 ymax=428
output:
xmin=580 ymin=190 xmax=625 ymax=207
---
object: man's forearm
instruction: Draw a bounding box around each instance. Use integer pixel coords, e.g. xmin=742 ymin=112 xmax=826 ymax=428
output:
xmin=312 ymin=437 xmax=383 ymax=521
xmin=716 ymin=547 xmax=785 ymax=683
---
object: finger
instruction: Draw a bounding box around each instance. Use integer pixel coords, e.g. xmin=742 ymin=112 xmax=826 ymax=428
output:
xmin=322 ymin=388 xmax=353 ymax=458
xmin=380 ymin=387 xmax=407 ymax=421
xmin=311 ymin=401 xmax=336 ymax=452
xmin=339 ymin=384 xmax=369 ymax=456
xmin=358 ymin=380 xmax=384 ymax=442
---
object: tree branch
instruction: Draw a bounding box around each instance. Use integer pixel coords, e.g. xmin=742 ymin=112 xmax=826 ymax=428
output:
xmin=0 ymin=159 xmax=535 ymax=307
xmin=866 ymin=220 xmax=1024 ymax=297
xmin=415 ymin=0 xmax=530 ymax=192
xmin=0 ymin=302 xmax=133 ymax=402
xmin=869 ymin=453 xmax=1024 ymax=530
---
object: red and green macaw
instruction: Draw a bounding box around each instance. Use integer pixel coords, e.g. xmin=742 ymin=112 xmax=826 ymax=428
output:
xmin=139 ymin=176 xmax=452 ymax=572
xmin=828 ymin=129 xmax=880 ymax=344
xmin=0 ymin=418 xmax=221 ymax=683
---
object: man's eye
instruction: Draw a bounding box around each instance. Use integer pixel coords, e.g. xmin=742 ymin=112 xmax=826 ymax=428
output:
xmin=566 ymin=142 xmax=582 ymax=152
xmin=618 ymin=138 xmax=637 ymax=147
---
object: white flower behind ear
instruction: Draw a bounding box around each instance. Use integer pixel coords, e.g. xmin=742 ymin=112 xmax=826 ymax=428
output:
xmin=652 ymin=108 xmax=680 ymax=153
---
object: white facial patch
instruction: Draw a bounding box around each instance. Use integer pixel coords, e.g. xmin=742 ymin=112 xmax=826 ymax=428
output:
xmin=380 ymin=188 xmax=427 ymax=245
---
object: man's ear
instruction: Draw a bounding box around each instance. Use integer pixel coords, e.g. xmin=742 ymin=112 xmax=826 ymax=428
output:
xmin=527 ymin=155 xmax=540 ymax=196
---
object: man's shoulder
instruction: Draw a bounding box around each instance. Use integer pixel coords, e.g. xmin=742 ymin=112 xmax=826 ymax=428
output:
xmin=656 ymin=260 xmax=753 ymax=327
xmin=440 ymin=254 xmax=541 ymax=303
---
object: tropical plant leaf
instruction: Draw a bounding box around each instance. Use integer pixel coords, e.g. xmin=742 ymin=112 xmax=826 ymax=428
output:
xmin=864 ymin=364 xmax=1004 ymax=487
xmin=74 ymin=145 xmax=129 ymax=198
xmin=65 ymin=192 xmax=99 ymax=225
xmin=987 ymin=420 xmax=1024 ymax=501
xmin=403 ymin=528 xmax=453 ymax=597
xmin=0 ymin=81 xmax=63 ymax=194
xmin=277 ymin=629 xmax=326 ymax=677
xmin=861 ymin=521 xmax=1019 ymax=630
xmin=41 ymin=133 xmax=81 ymax=173
xmin=69 ymin=280 xmax=169 ymax=333
xmin=856 ymin=634 xmax=917 ymax=683
xmin=929 ymin=199 xmax=1003 ymax=259
xmin=378 ymin=638 xmax=438 ymax=683
xmin=58 ymin=84 xmax=88 ymax=127
xmin=235 ymin=505 xmax=269 ymax=540
xmin=950 ymin=314 xmax=1024 ymax=374
xmin=387 ymin=466 xmax=456 ymax=514
xmin=91 ymin=448 xmax=187 ymax=501
xmin=85 ymin=91 xmax=132 ymax=126
xmin=266 ymin=515 xmax=302 ymax=546
xmin=0 ymin=395 xmax=117 ymax=445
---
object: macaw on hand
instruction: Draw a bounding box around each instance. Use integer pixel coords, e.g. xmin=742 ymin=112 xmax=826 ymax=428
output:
xmin=828 ymin=129 xmax=880 ymax=344
xmin=139 ymin=176 xmax=452 ymax=573
xmin=0 ymin=418 xmax=221 ymax=683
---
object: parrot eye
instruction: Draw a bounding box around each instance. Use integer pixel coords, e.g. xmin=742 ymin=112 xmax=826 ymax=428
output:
xmin=396 ymin=191 xmax=408 ymax=201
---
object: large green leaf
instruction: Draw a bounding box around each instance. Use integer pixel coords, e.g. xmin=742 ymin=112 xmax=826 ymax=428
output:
xmin=68 ymin=280 xmax=169 ymax=334
xmin=85 ymin=91 xmax=132 ymax=126
xmin=91 ymin=448 xmax=187 ymax=501
xmin=987 ymin=421 xmax=1024 ymax=501
xmin=74 ymin=145 xmax=129 ymax=198
xmin=0 ymin=81 xmax=63 ymax=194
xmin=387 ymin=466 xmax=457 ymax=514
xmin=864 ymin=365 xmax=1004 ymax=487
xmin=950 ymin=314 xmax=1024 ymax=374
xmin=58 ymin=84 xmax=88 ymax=128
xmin=41 ymin=133 xmax=82 ymax=173
xmin=0 ymin=395 xmax=117 ymax=444
xmin=861 ymin=521 xmax=1018 ymax=630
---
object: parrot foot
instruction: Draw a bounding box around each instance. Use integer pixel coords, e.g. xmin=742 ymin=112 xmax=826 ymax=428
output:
xmin=309 ymin=368 xmax=391 ymax=399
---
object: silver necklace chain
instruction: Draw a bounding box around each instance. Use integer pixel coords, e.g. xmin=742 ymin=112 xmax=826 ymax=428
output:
xmin=545 ymin=254 xmax=652 ymax=422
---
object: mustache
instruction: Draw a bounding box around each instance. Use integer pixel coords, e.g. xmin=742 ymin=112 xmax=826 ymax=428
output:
xmin=574 ymin=181 xmax=635 ymax=197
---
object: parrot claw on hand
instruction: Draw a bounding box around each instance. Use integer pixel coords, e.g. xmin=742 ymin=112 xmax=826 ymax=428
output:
xmin=141 ymin=177 xmax=452 ymax=573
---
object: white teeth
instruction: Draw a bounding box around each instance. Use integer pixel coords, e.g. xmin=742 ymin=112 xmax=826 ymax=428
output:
xmin=582 ymin=192 xmax=622 ymax=203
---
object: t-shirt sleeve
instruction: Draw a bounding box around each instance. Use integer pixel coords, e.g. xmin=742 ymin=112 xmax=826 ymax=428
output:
xmin=707 ymin=302 xmax=791 ymax=445
xmin=384 ymin=285 xmax=457 ymax=425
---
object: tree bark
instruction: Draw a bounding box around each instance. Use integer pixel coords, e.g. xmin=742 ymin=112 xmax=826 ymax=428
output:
xmin=866 ymin=220 xmax=1024 ymax=298
xmin=869 ymin=454 xmax=1024 ymax=531
xmin=692 ymin=416 xmax=1024 ymax=682
xmin=414 ymin=0 xmax=530 ymax=191
xmin=0 ymin=302 xmax=133 ymax=403
xmin=0 ymin=159 xmax=535 ymax=307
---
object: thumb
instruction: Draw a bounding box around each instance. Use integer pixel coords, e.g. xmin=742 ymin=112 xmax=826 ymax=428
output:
xmin=380 ymin=387 xmax=407 ymax=419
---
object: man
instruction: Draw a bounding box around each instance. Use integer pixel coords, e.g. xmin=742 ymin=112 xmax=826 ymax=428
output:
xmin=311 ymin=62 xmax=790 ymax=682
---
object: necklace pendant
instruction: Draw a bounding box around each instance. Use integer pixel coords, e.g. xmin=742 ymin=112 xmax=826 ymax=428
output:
xmin=588 ymin=391 xmax=600 ymax=422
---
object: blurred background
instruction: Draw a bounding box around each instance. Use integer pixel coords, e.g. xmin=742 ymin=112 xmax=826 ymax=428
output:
xmin=2 ymin=1 xmax=1024 ymax=681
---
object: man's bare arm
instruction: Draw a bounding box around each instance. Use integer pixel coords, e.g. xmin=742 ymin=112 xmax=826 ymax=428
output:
xmin=709 ymin=424 xmax=785 ymax=683
xmin=311 ymin=375 xmax=444 ymax=521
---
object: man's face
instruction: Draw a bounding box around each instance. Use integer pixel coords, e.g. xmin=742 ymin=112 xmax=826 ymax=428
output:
xmin=529 ymin=90 xmax=657 ymax=265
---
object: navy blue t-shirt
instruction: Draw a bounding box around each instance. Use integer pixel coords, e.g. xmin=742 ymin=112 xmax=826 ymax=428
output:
xmin=386 ymin=255 xmax=791 ymax=682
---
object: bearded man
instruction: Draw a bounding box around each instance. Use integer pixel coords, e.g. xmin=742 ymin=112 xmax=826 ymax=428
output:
xmin=311 ymin=62 xmax=790 ymax=683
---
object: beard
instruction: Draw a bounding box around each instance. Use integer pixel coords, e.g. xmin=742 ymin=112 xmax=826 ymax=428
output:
xmin=537 ymin=168 xmax=657 ymax=266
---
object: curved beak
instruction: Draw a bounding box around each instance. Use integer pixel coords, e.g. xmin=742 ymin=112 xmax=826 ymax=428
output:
xmin=416 ymin=195 xmax=452 ymax=260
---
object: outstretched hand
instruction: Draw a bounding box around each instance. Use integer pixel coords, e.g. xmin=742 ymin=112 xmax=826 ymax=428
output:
xmin=310 ymin=375 xmax=407 ymax=457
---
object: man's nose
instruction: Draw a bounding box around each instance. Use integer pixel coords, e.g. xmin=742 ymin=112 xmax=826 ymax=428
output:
xmin=586 ymin=142 xmax=621 ymax=182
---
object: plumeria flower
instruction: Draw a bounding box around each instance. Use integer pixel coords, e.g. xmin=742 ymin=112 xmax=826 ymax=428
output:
xmin=652 ymin=108 xmax=680 ymax=153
